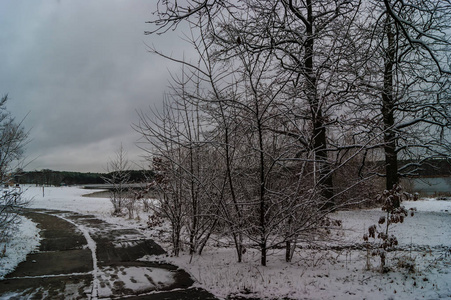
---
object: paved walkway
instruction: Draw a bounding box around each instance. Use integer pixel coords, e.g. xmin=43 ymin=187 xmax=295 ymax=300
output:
xmin=0 ymin=209 xmax=217 ymax=299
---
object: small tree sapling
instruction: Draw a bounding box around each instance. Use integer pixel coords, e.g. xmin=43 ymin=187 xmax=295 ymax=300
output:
xmin=103 ymin=144 xmax=131 ymax=216
xmin=363 ymin=184 xmax=417 ymax=272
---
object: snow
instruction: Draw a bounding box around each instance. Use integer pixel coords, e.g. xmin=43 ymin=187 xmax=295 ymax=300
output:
xmin=59 ymin=215 xmax=100 ymax=299
xmin=145 ymin=242 xmax=451 ymax=299
xmin=404 ymin=197 xmax=451 ymax=213
xmin=23 ymin=185 xmax=143 ymax=229
xmin=3 ymin=185 xmax=451 ymax=299
xmin=24 ymin=185 xmax=112 ymax=215
xmin=96 ymin=266 xmax=175 ymax=298
xmin=141 ymin=199 xmax=451 ymax=299
xmin=335 ymin=209 xmax=451 ymax=247
xmin=0 ymin=216 xmax=41 ymax=279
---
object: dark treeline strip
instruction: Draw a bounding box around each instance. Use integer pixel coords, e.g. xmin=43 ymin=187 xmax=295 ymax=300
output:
xmin=14 ymin=169 xmax=154 ymax=186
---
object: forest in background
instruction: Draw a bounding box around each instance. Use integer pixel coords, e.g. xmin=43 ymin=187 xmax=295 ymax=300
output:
xmin=14 ymin=169 xmax=154 ymax=186
xmin=11 ymin=158 xmax=449 ymax=188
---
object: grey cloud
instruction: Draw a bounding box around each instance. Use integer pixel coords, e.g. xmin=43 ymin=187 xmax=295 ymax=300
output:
xmin=0 ymin=1 xmax=190 ymax=172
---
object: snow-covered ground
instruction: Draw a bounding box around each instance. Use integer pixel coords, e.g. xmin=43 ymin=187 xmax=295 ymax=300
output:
xmin=2 ymin=185 xmax=451 ymax=299
xmin=150 ymin=199 xmax=451 ymax=300
xmin=0 ymin=216 xmax=40 ymax=279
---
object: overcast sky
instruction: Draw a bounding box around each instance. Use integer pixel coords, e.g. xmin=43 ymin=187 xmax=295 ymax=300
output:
xmin=0 ymin=1 xmax=190 ymax=172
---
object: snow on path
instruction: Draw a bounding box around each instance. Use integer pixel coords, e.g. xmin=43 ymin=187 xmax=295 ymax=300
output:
xmin=58 ymin=213 xmax=176 ymax=299
xmin=1 ymin=186 xmax=185 ymax=299
xmin=22 ymin=186 xmax=178 ymax=296
xmin=59 ymin=215 xmax=100 ymax=300
xmin=13 ymin=185 xmax=451 ymax=299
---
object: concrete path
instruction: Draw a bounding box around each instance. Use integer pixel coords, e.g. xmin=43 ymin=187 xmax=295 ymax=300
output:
xmin=0 ymin=209 xmax=217 ymax=299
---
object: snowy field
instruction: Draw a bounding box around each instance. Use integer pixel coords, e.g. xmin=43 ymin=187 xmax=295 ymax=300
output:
xmin=2 ymin=185 xmax=451 ymax=299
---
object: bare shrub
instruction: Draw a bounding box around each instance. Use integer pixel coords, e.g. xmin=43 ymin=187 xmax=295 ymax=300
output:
xmin=363 ymin=184 xmax=417 ymax=272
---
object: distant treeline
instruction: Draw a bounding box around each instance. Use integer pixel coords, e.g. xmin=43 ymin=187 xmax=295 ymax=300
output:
xmin=13 ymin=159 xmax=449 ymax=186
xmin=15 ymin=169 xmax=155 ymax=186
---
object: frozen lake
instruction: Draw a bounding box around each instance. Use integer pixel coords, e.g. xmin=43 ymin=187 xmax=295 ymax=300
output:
xmin=403 ymin=176 xmax=451 ymax=195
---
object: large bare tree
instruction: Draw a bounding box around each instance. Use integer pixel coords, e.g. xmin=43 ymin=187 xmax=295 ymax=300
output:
xmin=149 ymin=0 xmax=374 ymax=208
xmin=356 ymin=0 xmax=451 ymax=195
xmin=142 ymin=0 xmax=451 ymax=265
xmin=140 ymin=21 xmax=367 ymax=265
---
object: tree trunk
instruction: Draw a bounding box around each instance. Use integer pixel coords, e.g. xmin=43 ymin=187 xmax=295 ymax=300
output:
xmin=285 ymin=215 xmax=293 ymax=262
xmin=257 ymin=108 xmax=267 ymax=266
xmin=172 ymin=220 xmax=181 ymax=256
xmin=382 ymin=17 xmax=399 ymax=201
xmin=234 ymin=231 xmax=243 ymax=263
xmin=224 ymin=120 xmax=244 ymax=263
xmin=304 ymin=0 xmax=334 ymax=208
xmin=285 ymin=240 xmax=291 ymax=262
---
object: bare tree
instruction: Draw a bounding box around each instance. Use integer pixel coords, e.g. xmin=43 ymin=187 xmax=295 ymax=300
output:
xmin=143 ymin=0 xmax=398 ymax=267
xmin=103 ymin=144 xmax=131 ymax=216
xmin=0 ymin=95 xmax=29 ymax=244
xmin=140 ymin=21 xmax=370 ymax=266
xmin=355 ymin=0 xmax=451 ymax=196
xmin=135 ymin=84 xmax=220 ymax=256
xmin=150 ymin=153 xmax=185 ymax=256
xmin=149 ymin=1 xmax=375 ymax=210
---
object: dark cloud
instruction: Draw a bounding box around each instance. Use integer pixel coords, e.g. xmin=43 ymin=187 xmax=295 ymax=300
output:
xmin=0 ymin=1 xmax=190 ymax=172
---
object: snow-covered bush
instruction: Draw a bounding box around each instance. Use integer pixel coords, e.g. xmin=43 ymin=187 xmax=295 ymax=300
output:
xmin=394 ymin=255 xmax=416 ymax=273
